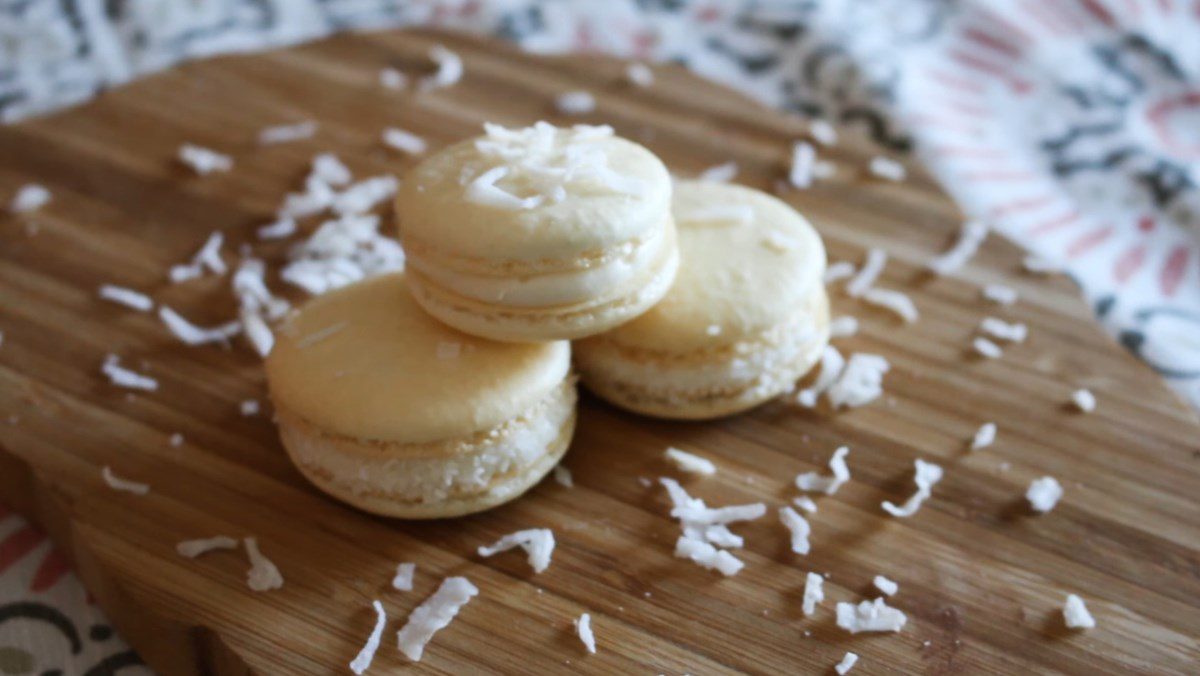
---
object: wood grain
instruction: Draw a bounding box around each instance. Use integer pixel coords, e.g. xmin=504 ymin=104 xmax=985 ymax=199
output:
xmin=1 ymin=29 xmax=1198 ymax=675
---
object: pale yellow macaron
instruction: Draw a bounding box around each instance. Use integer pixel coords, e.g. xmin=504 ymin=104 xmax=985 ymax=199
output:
xmin=575 ymin=180 xmax=829 ymax=419
xmin=397 ymin=122 xmax=678 ymax=343
xmin=265 ymin=273 xmax=576 ymax=518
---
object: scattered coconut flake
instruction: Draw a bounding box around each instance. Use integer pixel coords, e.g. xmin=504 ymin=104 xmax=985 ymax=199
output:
xmin=257 ymin=217 xmax=297 ymax=240
xmin=836 ymin=652 xmax=859 ymax=675
xmin=973 ymin=337 xmax=1003 ymax=359
xmin=789 ymin=141 xmax=816 ymax=189
xmin=873 ymin=575 xmax=899 ymax=596
xmin=350 ymin=600 xmax=387 ymax=675
xmin=169 ymin=231 xmax=227 ymax=282
xmin=1026 ymin=476 xmax=1063 ymax=513
xmin=232 ymin=258 xmax=290 ymax=320
xmin=779 ymin=506 xmax=811 ymax=555
xmin=699 ymin=161 xmax=737 ymax=183
xmin=258 ymin=120 xmax=317 ymax=145
xmin=9 ymin=184 xmax=51 ymax=213
xmin=169 ymin=433 xmax=184 ymax=447
xmin=244 ymin=537 xmax=283 ymax=591
xmin=813 ymin=160 xmax=838 ymax=180
xmin=845 ymin=248 xmax=887 ymax=297
xmin=826 ymin=353 xmax=889 ymax=409
xmin=477 ymin=529 xmax=555 ymax=573
xmin=466 ymin=166 xmax=543 ymax=210
xmin=980 ymin=317 xmax=1027 ymax=343
xmin=882 ymin=459 xmax=943 ymax=518
xmin=795 ymin=345 xmax=845 ymax=407
xmin=664 ymin=447 xmax=716 ymax=476
xmin=1063 ymin=594 xmax=1095 ymax=629
xmin=802 ymin=572 xmax=825 ymax=616
xmin=862 ymin=287 xmax=918 ymax=323
xmin=982 ymin=284 xmax=1018 ymax=305
xmin=824 ymin=261 xmax=856 ymax=284
xmin=575 ymin=613 xmax=596 ymax=654
xmin=241 ymin=310 xmax=273 ymax=357
xmin=553 ymin=465 xmax=574 ymax=487
xmin=670 ymin=500 xmax=767 ymax=527
xmin=176 ymin=536 xmax=238 ymax=558
xmin=1022 ymin=255 xmax=1060 ymax=274
xmin=382 ymin=127 xmax=428 ymax=155
xmin=556 ymin=90 xmax=596 ymax=115
xmin=420 ymin=45 xmax=463 ymax=91
xmin=393 ymin=562 xmax=416 ymax=591
xmin=239 ymin=399 xmax=260 ymax=416
xmin=970 ymin=422 xmax=996 ymax=450
xmin=159 ymin=306 xmax=240 ymax=346
xmin=696 ymin=525 xmax=743 ymax=549
xmin=101 ymin=354 xmax=158 ymax=391
xmin=312 ymin=152 xmax=353 ymax=187
xmin=927 ymin=220 xmax=988 ymax=275
xmin=102 ymin=466 xmax=149 ymax=495
xmin=678 ymin=204 xmax=754 ymax=226
xmin=178 ymin=143 xmax=233 ymax=175
xmin=868 ymin=156 xmax=906 ymax=181
xmin=281 ymin=212 xmax=404 ymax=295
xmin=1071 ymin=388 xmax=1096 ymax=413
xmin=379 ymin=67 xmax=407 ymax=90
xmin=809 ymin=119 xmax=838 ymax=146
xmin=836 ymin=598 xmax=908 ymax=633
xmin=98 ymin=284 xmax=153 ymax=312
xmin=793 ymin=496 xmax=818 ymax=514
xmin=626 ymin=62 xmax=654 ymax=87
xmin=397 ymin=576 xmax=478 ymax=661
xmin=795 ymin=446 xmax=850 ymax=495
xmin=828 ymin=316 xmax=858 ymax=338
xmin=332 ymin=175 xmax=400 ymax=216
xmin=674 ymin=535 xmax=744 ymax=576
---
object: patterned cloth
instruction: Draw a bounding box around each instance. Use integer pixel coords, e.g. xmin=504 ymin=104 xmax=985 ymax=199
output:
xmin=2 ymin=0 xmax=1197 ymax=671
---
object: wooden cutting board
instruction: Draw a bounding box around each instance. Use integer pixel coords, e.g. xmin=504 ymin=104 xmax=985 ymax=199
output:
xmin=1 ymin=29 xmax=1197 ymax=675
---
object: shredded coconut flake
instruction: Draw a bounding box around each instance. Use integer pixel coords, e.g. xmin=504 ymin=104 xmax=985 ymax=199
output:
xmin=862 ymin=287 xmax=919 ymax=323
xmin=664 ymin=447 xmax=717 ymax=475
xmin=660 ymin=478 xmax=759 ymax=573
xmin=802 ymin=572 xmax=825 ymax=616
xmin=397 ymin=576 xmax=478 ymax=661
xmin=1063 ymin=594 xmax=1095 ymax=629
xmin=420 ymin=45 xmax=463 ymax=91
xmin=350 ymin=600 xmax=387 ymax=675
xmin=882 ymin=459 xmax=943 ymax=518
xmin=795 ymin=446 xmax=850 ymax=495
xmin=674 ymin=535 xmax=744 ymax=576
xmin=793 ymin=496 xmax=818 ymax=513
xmin=383 ymin=127 xmax=428 ymax=155
xmin=982 ymin=284 xmax=1018 ymax=305
xmin=478 ymin=529 xmax=555 ymax=573
xmin=845 ymin=248 xmax=886 ymax=297
xmin=393 ymin=562 xmax=416 ymax=591
xmin=244 ymin=537 xmax=283 ymax=592
xmin=169 ymin=433 xmax=184 ymax=447
xmin=826 ymin=353 xmax=889 ymax=409
xmin=973 ymin=336 xmax=1003 ymax=359
xmin=868 ymin=156 xmax=906 ymax=181
xmin=1071 ymin=388 xmax=1096 ymax=413
xmin=556 ymin=90 xmax=596 ymax=115
xmin=1022 ymin=255 xmax=1060 ymax=274
xmin=873 ymin=575 xmax=899 ymax=596
xmin=626 ymin=62 xmax=654 ymax=87
xmin=824 ymin=261 xmax=856 ymax=284
xmin=970 ymin=422 xmax=996 ymax=450
xmin=1026 ymin=476 xmax=1063 ymax=513
xmin=789 ymin=141 xmax=816 ymax=189
xmin=795 ymin=345 xmax=845 ymax=407
xmin=98 ymin=284 xmax=153 ymax=312
xmin=927 ymin=220 xmax=989 ymax=275
xmin=828 ymin=316 xmax=858 ymax=338
xmin=102 ymin=466 xmax=149 ymax=495
xmin=241 ymin=310 xmax=273 ymax=357
xmin=835 ymin=652 xmax=859 ymax=675
xmin=980 ymin=317 xmax=1027 ymax=343
xmin=169 ymin=231 xmax=227 ymax=282
xmin=101 ymin=354 xmax=158 ymax=391
xmin=575 ymin=613 xmax=596 ymax=654
xmin=779 ymin=506 xmax=811 ymax=555
xmin=281 ymin=211 xmax=404 ymax=295
xmin=466 ymin=166 xmax=543 ymax=210
xmin=258 ymin=120 xmax=317 ymax=145
xmin=178 ymin=143 xmax=233 ymax=175
xmin=837 ymin=598 xmax=908 ymax=633
xmin=257 ymin=217 xmax=297 ymax=240
xmin=379 ymin=67 xmax=407 ymax=90
xmin=809 ymin=119 xmax=838 ymax=146
xmin=312 ymin=152 xmax=353 ymax=187
xmin=239 ymin=399 xmax=260 ymax=416
xmin=332 ymin=175 xmax=400 ymax=216
xmin=10 ymin=184 xmax=50 ymax=213
xmin=552 ymin=465 xmax=573 ymax=487
xmin=159 ymin=306 xmax=240 ymax=346
xmin=176 ymin=536 xmax=237 ymax=558
xmin=699 ymin=161 xmax=737 ymax=183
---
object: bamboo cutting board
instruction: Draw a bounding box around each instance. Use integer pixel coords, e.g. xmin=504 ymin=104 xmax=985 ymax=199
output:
xmin=1 ymin=29 xmax=1198 ymax=675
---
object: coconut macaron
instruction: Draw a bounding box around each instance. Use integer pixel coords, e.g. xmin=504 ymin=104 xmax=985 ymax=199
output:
xmin=575 ymin=180 xmax=829 ymax=420
xmin=265 ymin=273 xmax=576 ymax=519
xmin=397 ymin=122 xmax=678 ymax=342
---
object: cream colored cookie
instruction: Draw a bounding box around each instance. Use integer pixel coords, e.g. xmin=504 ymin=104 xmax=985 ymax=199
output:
xmin=397 ymin=122 xmax=678 ymax=342
xmin=265 ymin=273 xmax=576 ymax=518
xmin=575 ymin=180 xmax=829 ymax=419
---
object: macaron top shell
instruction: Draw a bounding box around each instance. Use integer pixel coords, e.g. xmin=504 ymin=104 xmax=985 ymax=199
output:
xmin=266 ymin=273 xmax=570 ymax=444
xmin=597 ymin=180 xmax=826 ymax=353
xmin=397 ymin=123 xmax=671 ymax=268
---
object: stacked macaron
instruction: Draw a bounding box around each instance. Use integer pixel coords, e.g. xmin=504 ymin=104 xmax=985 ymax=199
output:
xmin=266 ymin=121 xmax=829 ymax=519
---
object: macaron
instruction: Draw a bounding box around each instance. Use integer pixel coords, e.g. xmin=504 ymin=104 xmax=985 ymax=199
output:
xmin=265 ymin=273 xmax=576 ymax=519
xmin=397 ymin=121 xmax=678 ymax=342
xmin=574 ymin=180 xmax=829 ymax=419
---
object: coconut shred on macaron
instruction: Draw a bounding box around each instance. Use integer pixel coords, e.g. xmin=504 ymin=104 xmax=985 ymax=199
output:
xmin=265 ymin=273 xmax=577 ymax=518
xmin=574 ymin=180 xmax=830 ymax=419
xmin=396 ymin=122 xmax=678 ymax=342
